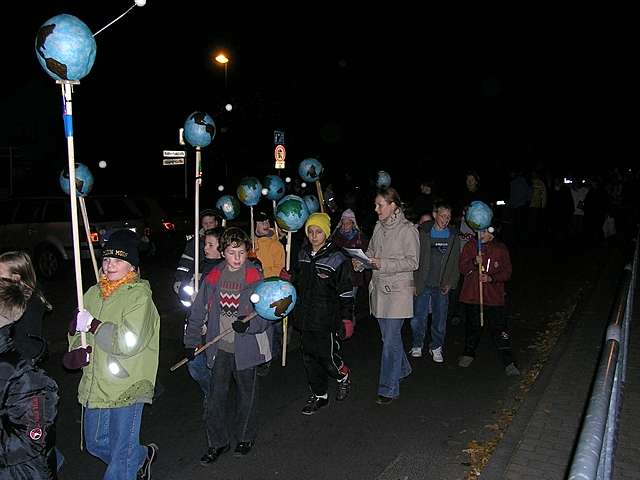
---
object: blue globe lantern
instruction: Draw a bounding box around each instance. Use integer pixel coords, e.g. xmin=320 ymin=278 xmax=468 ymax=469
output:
xmin=183 ymin=112 xmax=216 ymax=148
xmin=275 ymin=195 xmax=309 ymax=232
xmin=216 ymin=195 xmax=240 ymax=220
xmin=465 ymin=201 xmax=493 ymax=230
xmin=376 ymin=170 xmax=392 ymax=189
xmin=298 ymin=158 xmax=323 ymax=182
xmin=263 ymin=175 xmax=286 ymax=201
xmin=35 ymin=14 xmax=97 ymax=81
xmin=251 ymin=278 xmax=297 ymax=321
xmin=59 ymin=163 xmax=94 ymax=197
xmin=303 ymin=195 xmax=320 ymax=214
xmin=236 ymin=177 xmax=262 ymax=207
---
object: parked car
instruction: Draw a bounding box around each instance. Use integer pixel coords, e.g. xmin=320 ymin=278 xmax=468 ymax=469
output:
xmin=123 ymin=195 xmax=191 ymax=256
xmin=0 ymin=195 xmax=148 ymax=279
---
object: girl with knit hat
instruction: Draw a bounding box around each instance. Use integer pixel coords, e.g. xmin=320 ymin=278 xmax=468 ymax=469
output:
xmin=64 ymin=229 xmax=160 ymax=479
xmin=333 ymin=209 xmax=371 ymax=324
xmin=291 ymin=212 xmax=355 ymax=415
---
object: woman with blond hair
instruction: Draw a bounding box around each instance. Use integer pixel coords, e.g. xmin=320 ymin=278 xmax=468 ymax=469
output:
xmin=354 ymin=188 xmax=419 ymax=405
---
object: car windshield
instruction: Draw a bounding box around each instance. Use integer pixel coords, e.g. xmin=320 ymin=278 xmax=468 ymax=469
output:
xmin=86 ymin=197 xmax=143 ymax=221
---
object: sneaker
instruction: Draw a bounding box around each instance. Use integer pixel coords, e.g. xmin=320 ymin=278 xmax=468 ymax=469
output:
xmin=199 ymin=444 xmax=230 ymax=466
xmin=375 ymin=395 xmax=394 ymax=405
xmin=458 ymin=355 xmax=474 ymax=368
xmin=336 ymin=374 xmax=350 ymax=401
xmin=137 ymin=443 xmax=159 ymax=479
xmin=429 ymin=346 xmax=444 ymax=363
xmin=301 ymin=394 xmax=329 ymax=415
xmin=233 ymin=441 xmax=254 ymax=457
xmin=409 ymin=347 xmax=423 ymax=358
xmin=505 ymin=363 xmax=521 ymax=376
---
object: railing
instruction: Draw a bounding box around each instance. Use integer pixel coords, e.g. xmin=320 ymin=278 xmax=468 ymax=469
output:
xmin=568 ymin=234 xmax=638 ymax=480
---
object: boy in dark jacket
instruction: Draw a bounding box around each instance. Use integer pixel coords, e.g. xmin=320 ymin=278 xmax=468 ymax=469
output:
xmin=457 ymin=228 xmax=520 ymax=376
xmin=409 ymin=201 xmax=460 ymax=363
xmin=184 ymin=228 xmax=273 ymax=463
xmin=0 ymin=279 xmax=59 ymax=479
xmin=293 ymin=213 xmax=354 ymax=415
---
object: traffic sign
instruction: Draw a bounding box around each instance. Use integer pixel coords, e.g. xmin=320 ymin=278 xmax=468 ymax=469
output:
xmin=274 ymin=144 xmax=286 ymax=169
xmin=163 ymin=158 xmax=185 ymax=166
xmin=273 ymin=130 xmax=285 ymax=145
xmin=163 ymin=150 xmax=186 ymax=157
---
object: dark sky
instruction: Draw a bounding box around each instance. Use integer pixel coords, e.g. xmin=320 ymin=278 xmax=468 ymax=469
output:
xmin=2 ymin=2 xmax=633 ymax=199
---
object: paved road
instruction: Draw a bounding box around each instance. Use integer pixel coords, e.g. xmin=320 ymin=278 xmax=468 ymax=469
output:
xmin=41 ymin=241 xmax=615 ymax=480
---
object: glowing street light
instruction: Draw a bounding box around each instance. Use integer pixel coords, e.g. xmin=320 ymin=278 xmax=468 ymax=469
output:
xmin=214 ymin=53 xmax=229 ymax=89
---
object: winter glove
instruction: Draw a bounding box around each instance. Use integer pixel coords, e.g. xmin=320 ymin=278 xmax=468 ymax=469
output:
xmin=232 ymin=319 xmax=250 ymax=333
xmin=62 ymin=346 xmax=92 ymax=370
xmin=279 ymin=268 xmax=292 ymax=282
xmin=68 ymin=309 xmax=101 ymax=335
xmin=341 ymin=319 xmax=354 ymax=340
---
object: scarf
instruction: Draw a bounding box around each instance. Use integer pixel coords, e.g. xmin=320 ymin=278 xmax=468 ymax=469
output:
xmin=99 ymin=271 xmax=138 ymax=299
xmin=339 ymin=228 xmax=358 ymax=241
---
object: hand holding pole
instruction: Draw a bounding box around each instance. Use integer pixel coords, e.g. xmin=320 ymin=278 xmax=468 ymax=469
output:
xmin=170 ymin=311 xmax=257 ymax=371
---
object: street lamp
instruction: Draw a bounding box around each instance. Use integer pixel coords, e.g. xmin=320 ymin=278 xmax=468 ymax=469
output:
xmin=215 ymin=53 xmax=229 ymax=89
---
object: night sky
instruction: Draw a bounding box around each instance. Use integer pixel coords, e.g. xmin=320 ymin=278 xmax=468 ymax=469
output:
xmin=2 ymin=2 xmax=633 ymax=201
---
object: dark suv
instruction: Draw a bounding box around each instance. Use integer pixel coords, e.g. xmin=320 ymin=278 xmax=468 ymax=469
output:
xmin=0 ymin=195 xmax=148 ymax=279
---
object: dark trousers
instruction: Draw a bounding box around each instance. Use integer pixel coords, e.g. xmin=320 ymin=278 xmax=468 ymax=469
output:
xmin=301 ymin=330 xmax=347 ymax=396
xmin=206 ymin=350 xmax=258 ymax=448
xmin=462 ymin=304 xmax=514 ymax=366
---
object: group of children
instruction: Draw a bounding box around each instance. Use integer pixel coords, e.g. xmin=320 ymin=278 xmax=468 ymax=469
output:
xmin=0 ymin=193 xmax=517 ymax=478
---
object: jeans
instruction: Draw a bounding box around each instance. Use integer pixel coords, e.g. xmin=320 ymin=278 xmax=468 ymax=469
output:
xmin=377 ymin=318 xmax=412 ymax=398
xmin=187 ymin=353 xmax=211 ymax=396
xmin=84 ymin=404 xmax=147 ymax=480
xmin=410 ymin=287 xmax=449 ymax=350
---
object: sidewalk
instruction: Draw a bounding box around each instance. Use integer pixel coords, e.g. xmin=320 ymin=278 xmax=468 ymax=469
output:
xmin=483 ymin=244 xmax=628 ymax=480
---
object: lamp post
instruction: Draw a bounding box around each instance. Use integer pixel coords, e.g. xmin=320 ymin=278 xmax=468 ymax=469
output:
xmin=215 ymin=53 xmax=229 ymax=89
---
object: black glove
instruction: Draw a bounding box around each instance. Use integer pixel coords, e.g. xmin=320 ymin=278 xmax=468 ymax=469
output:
xmin=62 ymin=346 xmax=92 ymax=370
xmin=184 ymin=347 xmax=197 ymax=361
xmin=232 ymin=320 xmax=249 ymax=333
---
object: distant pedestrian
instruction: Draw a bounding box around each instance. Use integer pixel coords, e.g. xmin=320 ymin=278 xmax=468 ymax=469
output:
xmin=457 ymin=227 xmax=520 ymax=376
xmin=253 ymin=210 xmax=285 ymax=371
xmin=332 ymin=209 xmax=371 ymax=325
xmin=174 ymin=208 xmax=221 ymax=298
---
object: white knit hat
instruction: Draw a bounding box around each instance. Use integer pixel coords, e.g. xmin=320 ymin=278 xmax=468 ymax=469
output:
xmin=340 ymin=209 xmax=359 ymax=230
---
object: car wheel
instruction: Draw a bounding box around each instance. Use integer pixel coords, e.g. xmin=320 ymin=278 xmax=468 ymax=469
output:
xmin=35 ymin=245 xmax=64 ymax=280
